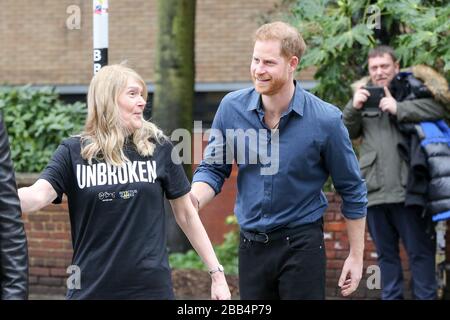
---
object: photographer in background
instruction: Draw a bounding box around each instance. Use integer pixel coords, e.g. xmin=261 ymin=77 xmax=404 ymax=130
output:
xmin=0 ymin=112 xmax=28 ymax=299
xmin=343 ymin=45 xmax=446 ymax=300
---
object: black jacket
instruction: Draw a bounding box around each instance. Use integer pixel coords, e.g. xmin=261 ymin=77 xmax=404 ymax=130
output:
xmin=0 ymin=113 xmax=28 ymax=299
xmin=397 ymin=123 xmax=428 ymax=208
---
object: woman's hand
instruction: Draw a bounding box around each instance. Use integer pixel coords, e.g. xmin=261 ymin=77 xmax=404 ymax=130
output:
xmin=211 ymin=272 xmax=231 ymax=300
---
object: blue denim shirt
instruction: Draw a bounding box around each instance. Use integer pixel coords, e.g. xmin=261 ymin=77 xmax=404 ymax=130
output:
xmin=193 ymin=81 xmax=367 ymax=232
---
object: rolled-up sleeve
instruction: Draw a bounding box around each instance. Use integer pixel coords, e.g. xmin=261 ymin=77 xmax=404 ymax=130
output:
xmin=192 ymin=101 xmax=232 ymax=195
xmin=324 ymin=112 xmax=368 ymax=219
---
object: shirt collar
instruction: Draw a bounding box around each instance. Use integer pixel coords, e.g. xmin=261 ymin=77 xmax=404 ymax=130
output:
xmin=246 ymin=80 xmax=304 ymax=117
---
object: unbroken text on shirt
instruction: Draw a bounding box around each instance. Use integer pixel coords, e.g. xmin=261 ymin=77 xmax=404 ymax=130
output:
xmin=76 ymin=161 xmax=157 ymax=189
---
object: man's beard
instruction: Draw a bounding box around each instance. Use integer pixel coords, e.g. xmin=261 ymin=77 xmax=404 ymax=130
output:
xmin=253 ymin=76 xmax=287 ymax=95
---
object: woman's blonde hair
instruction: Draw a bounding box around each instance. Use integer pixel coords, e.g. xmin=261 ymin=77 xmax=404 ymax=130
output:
xmin=80 ymin=64 xmax=165 ymax=165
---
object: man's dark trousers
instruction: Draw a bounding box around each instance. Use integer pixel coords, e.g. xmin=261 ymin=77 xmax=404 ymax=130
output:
xmin=238 ymin=219 xmax=326 ymax=300
xmin=367 ymin=203 xmax=437 ymax=299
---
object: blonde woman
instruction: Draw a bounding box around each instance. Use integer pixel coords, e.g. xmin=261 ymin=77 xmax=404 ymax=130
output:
xmin=18 ymin=64 xmax=230 ymax=300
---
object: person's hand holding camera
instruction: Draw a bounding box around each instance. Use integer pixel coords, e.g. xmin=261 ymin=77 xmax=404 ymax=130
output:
xmin=379 ymin=86 xmax=397 ymax=115
xmin=352 ymin=87 xmax=370 ymax=109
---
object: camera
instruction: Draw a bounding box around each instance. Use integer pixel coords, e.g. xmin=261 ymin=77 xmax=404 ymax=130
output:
xmin=362 ymin=86 xmax=384 ymax=111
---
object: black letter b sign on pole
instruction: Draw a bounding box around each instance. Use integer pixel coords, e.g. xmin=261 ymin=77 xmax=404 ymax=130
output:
xmin=93 ymin=0 xmax=108 ymax=74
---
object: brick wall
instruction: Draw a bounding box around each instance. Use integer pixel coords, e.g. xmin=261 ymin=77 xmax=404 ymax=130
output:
xmin=0 ymin=0 xmax=314 ymax=86
xmin=22 ymin=200 xmax=72 ymax=296
xmin=21 ymin=170 xmax=450 ymax=298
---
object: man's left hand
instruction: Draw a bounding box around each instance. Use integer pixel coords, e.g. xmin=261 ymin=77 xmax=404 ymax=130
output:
xmin=379 ymin=86 xmax=397 ymax=115
xmin=338 ymin=254 xmax=363 ymax=297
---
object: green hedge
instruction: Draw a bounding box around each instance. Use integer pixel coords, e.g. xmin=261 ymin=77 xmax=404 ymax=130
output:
xmin=0 ymin=86 xmax=86 ymax=172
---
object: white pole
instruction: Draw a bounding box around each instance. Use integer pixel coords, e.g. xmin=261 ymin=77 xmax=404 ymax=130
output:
xmin=93 ymin=0 xmax=108 ymax=74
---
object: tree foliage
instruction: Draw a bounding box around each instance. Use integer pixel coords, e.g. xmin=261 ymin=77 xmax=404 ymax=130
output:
xmin=287 ymin=0 xmax=450 ymax=108
xmin=0 ymin=86 xmax=86 ymax=172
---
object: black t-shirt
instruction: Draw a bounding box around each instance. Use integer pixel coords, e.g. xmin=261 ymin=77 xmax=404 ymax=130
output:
xmin=40 ymin=137 xmax=190 ymax=299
